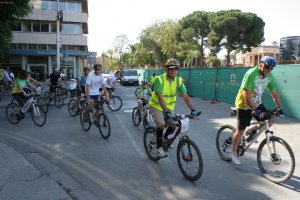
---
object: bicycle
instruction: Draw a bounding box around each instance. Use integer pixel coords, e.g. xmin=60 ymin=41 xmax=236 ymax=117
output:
xmin=44 ymin=85 xmax=64 ymax=108
xmin=143 ymin=111 xmax=203 ymax=181
xmin=68 ymin=94 xmax=87 ymax=117
xmin=6 ymin=93 xmax=47 ymax=127
xmin=79 ymin=95 xmax=111 ymax=139
xmin=216 ymin=108 xmax=295 ymax=183
xmin=132 ymin=99 xmax=154 ymax=129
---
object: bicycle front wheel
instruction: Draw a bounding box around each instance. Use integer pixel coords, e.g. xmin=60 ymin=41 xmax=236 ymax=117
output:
xmin=132 ymin=107 xmax=141 ymax=126
xmin=257 ymin=136 xmax=295 ymax=183
xmin=37 ymin=96 xmax=48 ymax=113
xmin=143 ymin=126 xmax=160 ymax=161
xmin=80 ymin=109 xmax=91 ymax=131
xmin=216 ymin=125 xmax=235 ymax=162
xmin=54 ymin=95 xmax=64 ymax=108
xmin=68 ymin=99 xmax=77 ymax=117
xmin=31 ymin=105 xmax=46 ymax=127
xmin=44 ymin=92 xmax=51 ymax=105
xmin=6 ymin=103 xmax=21 ymax=124
xmin=98 ymin=113 xmax=111 ymax=139
xmin=107 ymin=95 xmax=122 ymax=111
xmin=177 ymin=138 xmax=203 ymax=181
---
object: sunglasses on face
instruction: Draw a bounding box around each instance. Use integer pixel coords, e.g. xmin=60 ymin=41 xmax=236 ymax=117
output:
xmin=264 ymin=65 xmax=273 ymax=71
xmin=168 ymin=68 xmax=178 ymax=71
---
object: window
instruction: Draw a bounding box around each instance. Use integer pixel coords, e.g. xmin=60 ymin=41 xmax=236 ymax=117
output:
xmin=67 ymin=2 xmax=76 ymax=12
xmin=10 ymin=43 xmax=18 ymax=49
xmin=32 ymin=21 xmax=40 ymax=32
xmin=12 ymin=22 xmax=22 ymax=31
xmin=61 ymin=23 xmax=81 ymax=34
xmin=38 ymin=44 xmax=48 ymax=50
xmin=19 ymin=44 xmax=27 ymax=50
xmin=50 ymin=22 xmax=57 ymax=33
xmin=28 ymin=44 xmax=38 ymax=50
xmin=41 ymin=22 xmax=49 ymax=32
xmin=49 ymin=0 xmax=57 ymax=10
xmin=41 ymin=1 xmax=49 ymax=10
xmin=23 ymin=21 xmax=31 ymax=32
xmin=48 ymin=44 xmax=56 ymax=50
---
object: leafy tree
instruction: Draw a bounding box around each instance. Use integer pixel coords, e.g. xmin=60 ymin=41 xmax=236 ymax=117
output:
xmin=209 ymin=9 xmax=265 ymax=66
xmin=179 ymin=11 xmax=211 ymax=67
xmin=112 ymin=34 xmax=130 ymax=68
xmin=0 ymin=0 xmax=31 ymax=60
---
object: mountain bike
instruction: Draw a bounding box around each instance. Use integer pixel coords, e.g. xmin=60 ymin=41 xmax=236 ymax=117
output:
xmin=216 ymin=108 xmax=295 ymax=183
xmin=6 ymin=93 xmax=47 ymax=127
xmin=106 ymin=91 xmax=122 ymax=111
xmin=132 ymin=99 xmax=154 ymax=129
xmin=143 ymin=111 xmax=203 ymax=181
xmin=68 ymin=94 xmax=87 ymax=117
xmin=79 ymin=96 xmax=111 ymax=139
xmin=44 ymin=85 xmax=64 ymax=108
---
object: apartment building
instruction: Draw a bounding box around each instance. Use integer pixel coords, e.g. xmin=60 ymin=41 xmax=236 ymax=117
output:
xmin=236 ymin=45 xmax=280 ymax=67
xmin=280 ymin=36 xmax=300 ymax=64
xmin=6 ymin=0 xmax=92 ymax=81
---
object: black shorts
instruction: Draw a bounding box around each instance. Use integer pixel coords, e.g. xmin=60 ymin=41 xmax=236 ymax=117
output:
xmin=12 ymin=93 xmax=26 ymax=106
xmin=77 ymin=86 xmax=85 ymax=97
xmin=237 ymin=104 xmax=268 ymax=130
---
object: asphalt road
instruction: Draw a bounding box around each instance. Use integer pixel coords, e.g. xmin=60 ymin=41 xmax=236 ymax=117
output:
xmin=0 ymin=83 xmax=299 ymax=200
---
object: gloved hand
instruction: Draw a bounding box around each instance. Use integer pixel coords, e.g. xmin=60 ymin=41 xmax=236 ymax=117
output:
xmin=190 ymin=110 xmax=198 ymax=118
xmin=165 ymin=111 xmax=174 ymax=120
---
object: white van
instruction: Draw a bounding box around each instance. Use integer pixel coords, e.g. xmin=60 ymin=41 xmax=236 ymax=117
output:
xmin=121 ymin=69 xmax=139 ymax=86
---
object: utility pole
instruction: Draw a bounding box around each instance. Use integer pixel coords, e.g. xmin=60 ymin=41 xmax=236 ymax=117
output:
xmin=56 ymin=0 xmax=63 ymax=70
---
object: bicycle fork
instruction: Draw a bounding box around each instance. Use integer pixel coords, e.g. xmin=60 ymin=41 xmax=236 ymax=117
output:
xmin=32 ymin=104 xmax=41 ymax=117
xmin=265 ymin=130 xmax=277 ymax=161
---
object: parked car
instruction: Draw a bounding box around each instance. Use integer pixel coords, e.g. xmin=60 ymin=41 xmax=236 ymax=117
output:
xmin=121 ymin=69 xmax=139 ymax=86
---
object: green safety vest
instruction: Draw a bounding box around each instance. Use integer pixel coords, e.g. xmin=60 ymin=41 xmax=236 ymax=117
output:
xmin=149 ymin=73 xmax=182 ymax=111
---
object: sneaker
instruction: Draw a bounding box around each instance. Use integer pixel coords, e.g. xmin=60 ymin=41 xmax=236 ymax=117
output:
xmin=157 ymin=147 xmax=166 ymax=158
xmin=230 ymin=152 xmax=241 ymax=165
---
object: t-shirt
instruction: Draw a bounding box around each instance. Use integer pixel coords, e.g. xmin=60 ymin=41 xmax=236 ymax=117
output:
xmin=80 ymin=75 xmax=87 ymax=86
xmin=137 ymin=86 xmax=152 ymax=100
xmin=11 ymin=78 xmax=29 ymax=93
xmin=48 ymin=73 xmax=61 ymax=85
xmin=85 ymin=72 xmax=105 ymax=95
xmin=235 ymin=66 xmax=276 ymax=109
xmin=105 ymin=74 xmax=117 ymax=88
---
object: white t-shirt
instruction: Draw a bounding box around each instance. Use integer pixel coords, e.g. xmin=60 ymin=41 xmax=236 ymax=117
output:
xmin=105 ymin=74 xmax=117 ymax=88
xmin=86 ymin=72 xmax=105 ymax=95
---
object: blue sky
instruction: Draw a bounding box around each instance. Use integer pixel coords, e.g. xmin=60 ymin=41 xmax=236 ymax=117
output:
xmin=88 ymin=0 xmax=300 ymax=57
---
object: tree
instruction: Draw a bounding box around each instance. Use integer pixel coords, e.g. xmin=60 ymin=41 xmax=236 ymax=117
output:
xmin=0 ymin=0 xmax=31 ymax=60
xmin=112 ymin=34 xmax=130 ymax=68
xmin=209 ymin=10 xmax=265 ymax=66
xmin=179 ymin=11 xmax=211 ymax=67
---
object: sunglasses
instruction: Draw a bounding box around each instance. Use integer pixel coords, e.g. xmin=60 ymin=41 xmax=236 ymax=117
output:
xmin=264 ymin=65 xmax=273 ymax=70
xmin=168 ymin=68 xmax=178 ymax=71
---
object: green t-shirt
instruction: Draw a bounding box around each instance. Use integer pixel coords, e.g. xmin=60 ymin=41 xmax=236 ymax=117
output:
xmin=235 ymin=66 xmax=276 ymax=109
xmin=11 ymin=78 xmax=29 ymax=94
xmin=137 ymin=86 xmax=152 ymax=100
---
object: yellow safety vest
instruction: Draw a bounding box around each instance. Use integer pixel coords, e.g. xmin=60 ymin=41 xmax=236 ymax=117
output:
xmin=149 ymin=73 xmax=182 ymax=111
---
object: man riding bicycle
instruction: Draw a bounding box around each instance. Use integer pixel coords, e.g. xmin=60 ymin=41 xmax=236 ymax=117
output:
xmin=75 ymin=67 xmax=90 ymax=114
xmin=149 ymin=58 xmax=199 ymax=157
xmin=85 ymin=64 xmax=109 ymax=117
xmin=230 ymin=56 xmax=283 ymax=165
xmin=48 ymin=67 xmax=61 ymax=93
xmin=105 ymin=70 xmax=120 ymax=98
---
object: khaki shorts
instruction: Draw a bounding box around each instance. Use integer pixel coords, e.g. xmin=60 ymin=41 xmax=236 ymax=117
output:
xmin=149 ymin=107 xmax=175 ymax=127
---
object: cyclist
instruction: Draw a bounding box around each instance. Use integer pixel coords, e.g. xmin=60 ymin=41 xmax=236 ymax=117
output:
xmin=149 ymin=58 xmax=199 ymax=157
xmin=75 ymin=67 xmax=90 ymax=114
xmin=48 ymin=67 xmax=61 ymax=94
xmin=230 ymin=56 xmax=283 ymax=165
xmin=105 ymin=70 xmax=120 ymax=98
xmin=11 ymin=69 xmax=37 ymax=118
xmin=84 ymin=64 xmax=109 ymax=117
xmin=149 ymin=72 xmax=157 ymax=90
xmin=136 ymin=79 xmax=152 ymax=112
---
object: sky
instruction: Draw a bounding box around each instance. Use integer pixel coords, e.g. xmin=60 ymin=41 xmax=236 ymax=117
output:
xmin=88 ymin=0 xmax=300 ymax=57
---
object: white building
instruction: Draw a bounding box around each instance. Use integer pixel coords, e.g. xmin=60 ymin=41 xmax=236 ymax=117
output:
xmin=7 ymin=0 xmax=93 ymax=80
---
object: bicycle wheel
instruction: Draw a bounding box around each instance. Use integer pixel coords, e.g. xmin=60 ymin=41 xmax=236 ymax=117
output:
xmin=107 ymin=95 xmax=122 ymax=111
xmin=59 ymin=87 xmax=68 ymax=100
xmin=54 ymin=95 xmax=64 ymax=108
xmin=44 ymin=92 xmax=51 ymax=105
xmin=6 ymin=103 xmax=21 ymax=124
xmin=98 ymin=113 xmax=111 ymax=139
xmin=143 ymin=126 xmax=160 ymax=161
xmin=216 ymin=125 xmax=235 ymax=162
xmin=177 ymin=138 xmax=203 ymax=181
xmin=31 ymin=105 xmax=46 ymax=127
xmin=37 ymin=96 xmax=48 ymax=113
xmin=257 ymin=136 xmax=295 ymax=183
xmin=68 ymin=99 xmax=77 ymax=117
xmin=132 ymin=107 xmax=141 ymax=126
xmin=80 ymin=109 xmax=91 ymax=131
